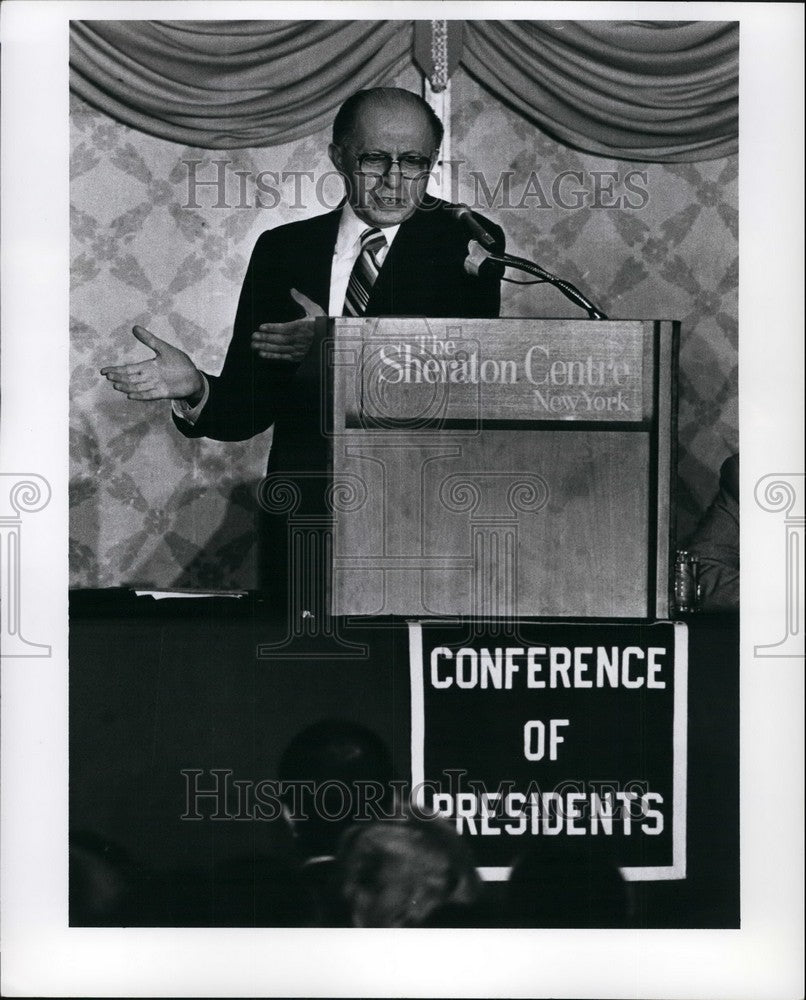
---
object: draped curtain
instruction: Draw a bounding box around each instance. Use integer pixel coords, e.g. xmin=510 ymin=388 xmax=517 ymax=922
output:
xmin=462 ymin=21 xmax=738 ymax=162
xmin=69 ymin=19 xmax=738 ymax=162
xmin=70 ymin=20 xmax=413 ymax=148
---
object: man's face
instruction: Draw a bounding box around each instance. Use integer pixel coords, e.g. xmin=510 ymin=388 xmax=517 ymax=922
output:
xmin=329 ymin=101 xmax=438 ymax=228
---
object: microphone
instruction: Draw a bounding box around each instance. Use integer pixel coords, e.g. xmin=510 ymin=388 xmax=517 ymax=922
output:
xmin=452 ymin=203 xmax=607 ymax=318
xmin=448 ymin=203 xmax=499 ymax=249
xmin=464 ymin=239 xmax=497 ymax=277
xmin=464 ymin=241 xmax=608 ymax=320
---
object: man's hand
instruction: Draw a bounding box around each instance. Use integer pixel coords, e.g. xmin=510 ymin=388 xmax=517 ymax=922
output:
xmin=250 ymin=288 xmax=326 ymax=362
xmin=101 ymin=326 xmax=205 ymax=404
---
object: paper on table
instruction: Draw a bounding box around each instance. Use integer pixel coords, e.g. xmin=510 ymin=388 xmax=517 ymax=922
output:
xmin=133 ymin=590 xmax=247 ymax=600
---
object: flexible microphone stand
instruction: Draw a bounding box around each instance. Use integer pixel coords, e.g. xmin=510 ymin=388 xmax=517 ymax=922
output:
xmin=465 ymin=239 xmax=608 ymax=320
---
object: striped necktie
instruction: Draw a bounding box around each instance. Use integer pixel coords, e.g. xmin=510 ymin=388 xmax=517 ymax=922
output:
xmin=342 ymin=227 xmax=387 ymax=316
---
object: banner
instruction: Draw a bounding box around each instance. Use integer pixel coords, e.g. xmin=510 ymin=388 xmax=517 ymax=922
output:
xmin=409 ymin=619 xmax=687 ymax=880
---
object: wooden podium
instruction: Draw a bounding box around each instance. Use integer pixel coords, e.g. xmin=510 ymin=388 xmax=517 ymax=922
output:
xmin=311 ymin=317 xmax=678 ymax=619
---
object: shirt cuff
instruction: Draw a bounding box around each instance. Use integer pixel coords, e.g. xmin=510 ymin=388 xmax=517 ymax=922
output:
xmin=172 ymin=375 xmax=210 ymax=425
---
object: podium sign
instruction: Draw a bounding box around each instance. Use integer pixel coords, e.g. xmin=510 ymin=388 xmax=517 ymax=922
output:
xmin=329 ymin=318 xmax=677 ymax=618
xmin=356 ymin=319 xmax=646 ymax=423
xmin=409 ymin=619 xmax=688 ymax=881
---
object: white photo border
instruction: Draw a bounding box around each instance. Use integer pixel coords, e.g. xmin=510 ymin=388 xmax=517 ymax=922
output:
xmin=1 ymin=2 xmax=803 ymax=998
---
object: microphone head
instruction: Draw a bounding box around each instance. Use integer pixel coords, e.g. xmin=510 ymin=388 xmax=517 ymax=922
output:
xmin=449 ymin=202 xmax=498 ymax=249
xmin=448 ymin=202 xmax=472 ymax=221
xmin=464 ymin=239 xmax=490 ymax=277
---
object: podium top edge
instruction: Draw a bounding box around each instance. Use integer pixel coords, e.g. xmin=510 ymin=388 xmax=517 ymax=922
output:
xmin=327 ymin=317 xmax=681 ymax=322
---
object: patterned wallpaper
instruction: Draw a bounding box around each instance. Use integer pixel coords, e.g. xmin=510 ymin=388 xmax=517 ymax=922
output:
xmin=70 ymin=66 xmax=737 ymax=590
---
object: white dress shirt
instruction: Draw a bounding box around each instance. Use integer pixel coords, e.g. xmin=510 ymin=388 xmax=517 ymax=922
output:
xmin=328 ymin=201 xmax=400 ymax=313
xmin=175 ymin=203 xmax=400 ymax=425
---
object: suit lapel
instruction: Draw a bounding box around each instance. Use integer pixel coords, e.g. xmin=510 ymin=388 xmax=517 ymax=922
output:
xmin=367 ymin=199 xmax=442 ymax=315
xmin=290 ymin=208 xmax=342 ymax=315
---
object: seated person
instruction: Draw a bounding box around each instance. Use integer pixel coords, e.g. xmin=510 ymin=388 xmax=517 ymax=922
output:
xmin=685 ymin=453 xmax=739 ymax=610
xmin=333 ymin=813 xmax=481 ymax=927
xmin=278 ymin=719 xmax=395 ymax=863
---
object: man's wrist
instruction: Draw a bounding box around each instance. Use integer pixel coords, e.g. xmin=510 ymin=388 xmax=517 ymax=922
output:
xmin=184 ymin=382 xmax=205 ymax=408
xmin=173 ymin=374 xmax=209 ymax=424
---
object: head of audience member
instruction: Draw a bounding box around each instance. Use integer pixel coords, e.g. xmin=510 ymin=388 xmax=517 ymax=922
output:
xmin=507 ymin=838 xmax=632 ymax=928
xmin=329 ymin=87 xmax=444 ymax=228
xmin=334 ymin=813 xmax=480 ymax=927
xmin=278 ymin=719 xmax=395 ymax=860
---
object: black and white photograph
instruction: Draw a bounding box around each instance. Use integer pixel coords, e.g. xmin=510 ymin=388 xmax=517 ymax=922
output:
xmin=1 ymin=3 xmax=803 ymax=997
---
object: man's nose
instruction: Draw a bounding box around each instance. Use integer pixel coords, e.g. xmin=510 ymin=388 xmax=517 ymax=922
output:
xmin=384 ymin=161 xmax=404 ymax=188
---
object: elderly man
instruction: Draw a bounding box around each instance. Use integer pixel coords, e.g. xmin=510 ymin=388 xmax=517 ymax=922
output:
xmin=102 ymin=87 xmax=504 ymax=455
xmin=101 ymin=88 xmax=504 ymax=596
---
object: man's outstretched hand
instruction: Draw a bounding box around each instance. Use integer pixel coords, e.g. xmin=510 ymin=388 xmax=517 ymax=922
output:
xmin=101 ymin=326 xmax=205 ymax=404
xmin=250 ymin=288 xmax=326 ymax=362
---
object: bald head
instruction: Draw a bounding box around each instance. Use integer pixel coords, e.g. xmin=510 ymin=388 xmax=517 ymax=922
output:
xmin=333 ymin=88 xmax=444 ymax=150
xmin=329 ymin=87 xmax=443 ymax=227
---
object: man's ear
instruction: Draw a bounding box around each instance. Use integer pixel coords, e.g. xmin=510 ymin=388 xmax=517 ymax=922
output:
xmin=328 ymin=142 xmax=345 ymax=173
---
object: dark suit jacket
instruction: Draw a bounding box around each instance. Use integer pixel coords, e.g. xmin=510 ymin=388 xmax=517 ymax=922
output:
xmin=686 ymin=454 xmax=739 ymax=609
xmin=175 ymin=195 xmax=504 ymax=474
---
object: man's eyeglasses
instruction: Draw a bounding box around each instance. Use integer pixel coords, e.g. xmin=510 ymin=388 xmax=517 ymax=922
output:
xmin=352 ymin=150 xmax=433 ymax=179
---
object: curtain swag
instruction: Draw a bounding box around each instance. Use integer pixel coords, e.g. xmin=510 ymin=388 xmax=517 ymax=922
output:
xmin=69 ymin=19 xmax=738 ymax=163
